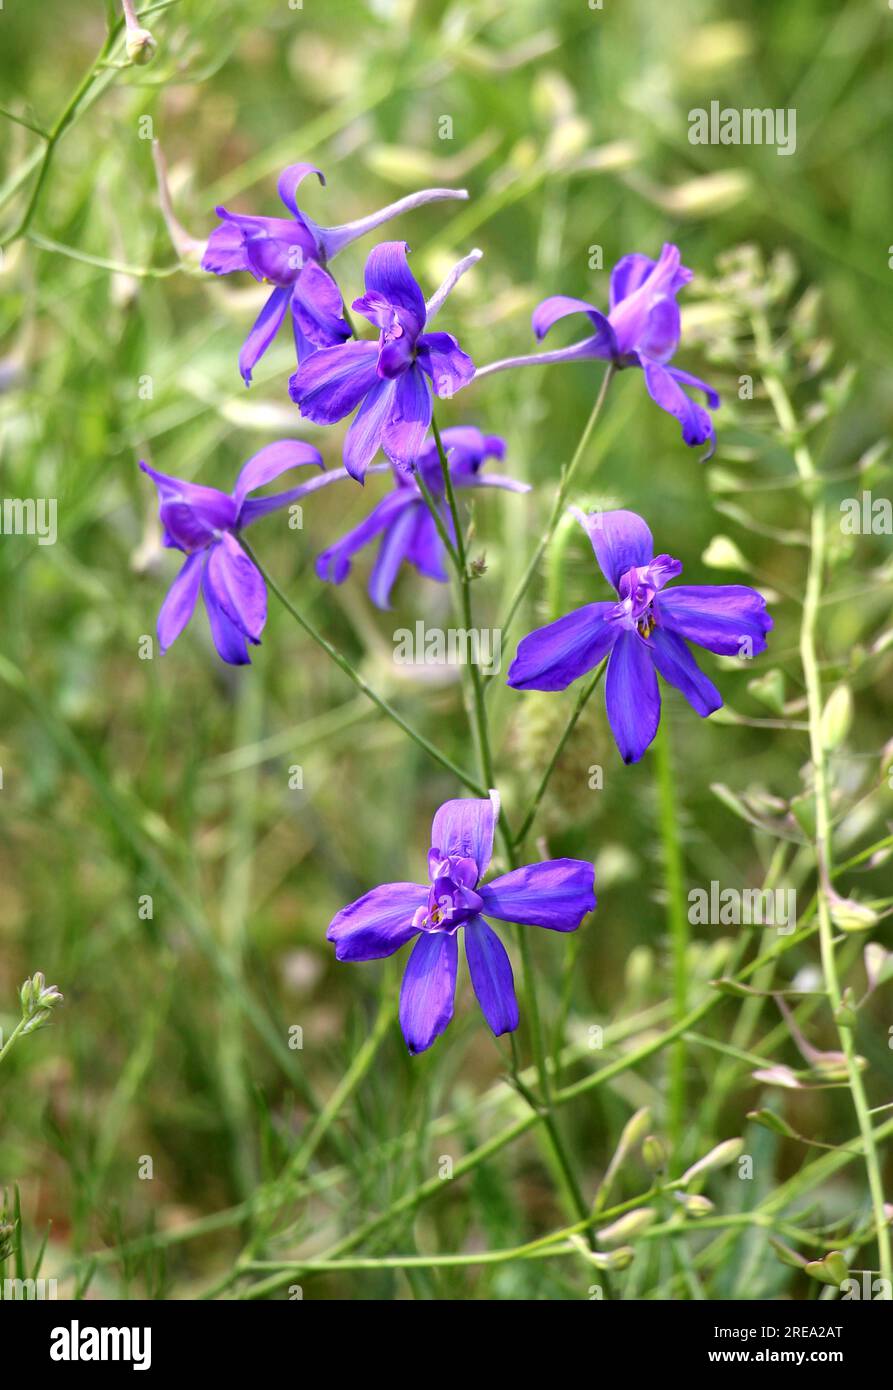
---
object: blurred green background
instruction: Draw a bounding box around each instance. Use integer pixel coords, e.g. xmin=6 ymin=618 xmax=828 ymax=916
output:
xmin=1 ymin=0 xmax=891 ymax=1299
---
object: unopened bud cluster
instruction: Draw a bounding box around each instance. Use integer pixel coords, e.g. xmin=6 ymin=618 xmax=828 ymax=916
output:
xmin=20 ymin=971 xmax=64 ymax=1034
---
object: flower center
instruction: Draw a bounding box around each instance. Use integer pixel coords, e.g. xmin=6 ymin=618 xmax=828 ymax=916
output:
xmin=413 ymin=853 xmax=483 ymax=934
xmin=612 ymin=555 xmax=683 ymax=636
xmin=614 ymin=564 xmax=658 ymax=634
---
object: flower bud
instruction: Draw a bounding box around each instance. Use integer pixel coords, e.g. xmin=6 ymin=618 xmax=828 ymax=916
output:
xmin=674 ymin=1192 xmax=715 ymax=1217
xmin=595 ymin=1108 xmax=652 ymax=1208
xmin=804 ymin=1251 xmax=848 ymax=1288
xmin=568 ymin=1235 xmax=636 ymax=1272
xmin=680 ymin=1138 xmax=744 ymax=1187
xmin=624 ymin=945 xmax=652 ymax=994
xmin=617 ymin=1107 xmax=652 ymax=1155
xmin=126 ymin=26 xmax=156 ymax=65
xmin=864 ymin=944 xmax=893 ymax=995
xmin=591 ymin=1245 xmax=636 ymax=1272
xmin=596 ymin=1208 xmax=657 ymax=1247
xmin=21 ymin=1010 xmax=51 ymax=1036
xmin=642 ymin=1135 xmax=669 ymax=1173
xmin=820 ymin=684 xmax=852 ymax=750
xmin=19 ymin=971 xmax=64 ymax=1031
xmin=828 ymin=894 xmax=879 ymax=934
xmin=702 ymin=535 xmax=750 ymax=571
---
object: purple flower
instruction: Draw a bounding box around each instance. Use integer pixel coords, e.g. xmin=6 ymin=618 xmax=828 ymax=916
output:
xmin=203 ymin=164 xmax=468 ymax=385
xmin=289 ymin=241 xmax=478 ymax=481
xmin=328 ymin=794 xmax=596 ymax=1054
xmin=315 ymin=427 xmax=528 ymax=609
xmin=507 ymin=509 xmax=772 ymax=764
xmin=141 ymin=440 xmax=327 ymax=665
xmin=476 ymin=244 xmax=719 ymax=453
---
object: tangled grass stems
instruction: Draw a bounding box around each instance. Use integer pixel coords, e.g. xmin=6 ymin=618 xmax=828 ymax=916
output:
xmin=751 ymin=307 xmax=892 ymax=1285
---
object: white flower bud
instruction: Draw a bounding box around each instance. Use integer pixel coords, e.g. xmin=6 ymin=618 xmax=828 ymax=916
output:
xmin=126 ymin=27 xmax=157 ymax=65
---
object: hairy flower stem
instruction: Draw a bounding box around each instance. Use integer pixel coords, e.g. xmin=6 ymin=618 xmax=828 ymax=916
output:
xmin=654 ymin=719 xmax=689 ymax=1170
xmin=428 ymin=410 xmax=590 ymax=1233
xmin=487 ymin=362 xmax=615 ymax=673
xmin=240 ymin=540 xmax=486 ymax=797
xmin=752 ymin=309 xmax=891 ymax=1284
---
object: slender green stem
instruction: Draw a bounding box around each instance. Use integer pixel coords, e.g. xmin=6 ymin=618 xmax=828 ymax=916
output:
xmin=201 ymin=987 xmax=396 ymax=1300
xmin=0 ymin=107 xmax=50 ymax=139
xmin=653 ymin=719 xmax=689 ymax=1170
xmin=71 ymin=1000 xmax=671 ymax=1277
xmin=489 ymin=362 xmax=615 ymax=664
xmin=426 ymin=409 xmax=589 ymax=1230
xmin=0 ymin=3 xmax=181 ymax=238
xmin=199 ymin=918 xmax=811 ymax=1296
xmin=0 ymin=1018 xmax=26 ymax=1069
xmin=1 ymin=33 xmax=118 ymax=247
xmin=245 ymin=923 xmax=824 ymax=1298
xmin=753 ymin=309 xmax=891 ymax=1284
xmin=240 ymin=541 xmax=486 ymax=797
xmin=413 ymin=468 xmax=459 ymax=569
xmin=237 ymin=1101 xmax=893 ymax=1300
xmin=514 ymin=660 xmax=607 ymax=847
xmin=73 ymin=827 xmax=888 ymax=1285
xmin=430 ymin=414 xmax=497 ymax=791
xmin=279 ymin=990 xmax=393 ymax=1190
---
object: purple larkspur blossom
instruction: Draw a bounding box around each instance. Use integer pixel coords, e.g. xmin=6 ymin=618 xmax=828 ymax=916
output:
xmin=507 ymin=509 xmax=772 ymax=764
xmin=202 ymin=164 xmax=468 ymax=385
xmin=315 ymin=427 xmax=528 ymax=609
xmin=328 ymin=794 xmax=595 ymax=1054
xmin=476 ymin=244 xmax=719 ymax=453
xmin=140 ymin=441 xmax=330 ymax=665
xmin=289 ymin=241 xmax=478 ymax=481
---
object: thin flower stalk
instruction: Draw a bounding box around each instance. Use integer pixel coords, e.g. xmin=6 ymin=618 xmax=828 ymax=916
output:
xmin=421 ymin=410 xmax=594 ymax=1229
xmin=239 ymin=538 xmax=487 ymax=798
xmin=487 ymin=362 xmax=615 ymax=669
xmin=752 ymin=306 xmax=891 ymax=1285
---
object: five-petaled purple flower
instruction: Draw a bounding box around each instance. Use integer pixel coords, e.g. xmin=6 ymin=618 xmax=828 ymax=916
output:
xmin=507 ymin=508 xmax=772 ymax=764
xmin=289 ymin=241 xmax=477 ymax=481
xmin=315 ymin=427 xmax=527 ymax=609
xmin=202 ymin=164 xmax=468 ymax=385
xmin=476 ymin=243 xmax=719 ymax=453
xmin=327 ymin=794 xmax=596 ymax=1054
xmin=141 ymin=441 xmax=329 ymax=665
